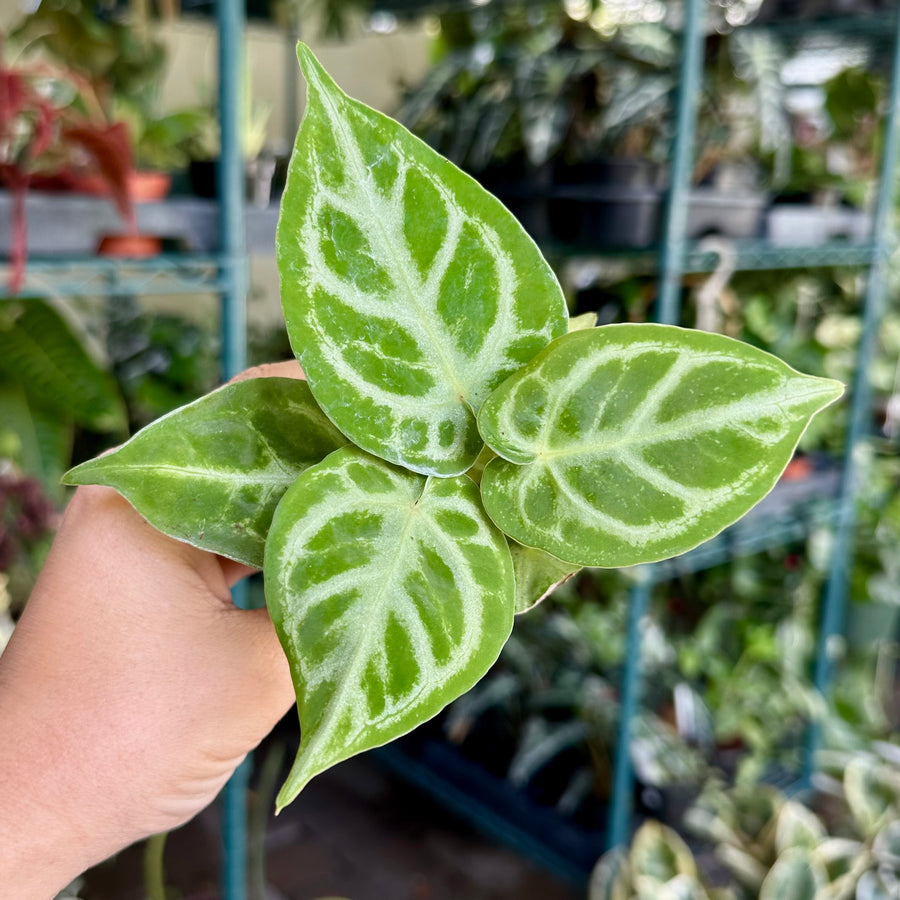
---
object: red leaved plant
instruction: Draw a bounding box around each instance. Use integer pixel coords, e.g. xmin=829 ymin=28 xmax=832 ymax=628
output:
xmin=0 ymin=40 xmax=136 ymax=293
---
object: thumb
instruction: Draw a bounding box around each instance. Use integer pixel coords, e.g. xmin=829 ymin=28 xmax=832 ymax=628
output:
xmin=225 ymin=605 xmax=297 ymax=728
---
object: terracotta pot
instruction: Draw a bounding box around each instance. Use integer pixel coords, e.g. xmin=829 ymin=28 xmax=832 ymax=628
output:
xmin=36 ymin=169 xmax=172 ymax=202
xmin=96 ymin=233 xmax=163 ymax=258
xmin=127 ymin=170 xmax=172 ymax=201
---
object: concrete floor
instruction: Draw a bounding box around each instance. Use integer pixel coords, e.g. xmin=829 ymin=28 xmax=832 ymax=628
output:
xmin=81 ymin=745 xmax=583 ymax=900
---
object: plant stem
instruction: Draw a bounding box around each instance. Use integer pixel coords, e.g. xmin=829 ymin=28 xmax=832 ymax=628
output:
xmin=249 ymin=740 xmax=286 ymax=900
xmin=143 ymin=831 xmax=169 ymax=900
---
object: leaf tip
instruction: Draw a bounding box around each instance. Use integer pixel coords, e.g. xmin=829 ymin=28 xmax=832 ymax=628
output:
xmin=799 ymin=373 xmax=845 ymax=412
xmin=295 ymin=42 xmax=340 ymax=100
xmin=60 ymin=456 xmax=105 ymax=487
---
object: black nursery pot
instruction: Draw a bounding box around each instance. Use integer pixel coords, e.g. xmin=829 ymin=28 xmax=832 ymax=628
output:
xmin=188 ymin=159 xmax=218 ymax=199
xmin=548 ymin=158 xmax=665 ymax=250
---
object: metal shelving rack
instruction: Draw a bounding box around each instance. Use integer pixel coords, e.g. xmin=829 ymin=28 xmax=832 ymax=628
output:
xmin=606 ymin=0 xmax=900 ymax=851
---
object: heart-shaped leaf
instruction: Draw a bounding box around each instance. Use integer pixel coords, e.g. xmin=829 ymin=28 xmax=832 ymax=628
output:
xmin=630 ymin=821 xmax=699 ymax=883
xmin=774 ymin=801 xmax=826 ymax=854
xmin=64 ymin=377 xmax=346 ymax=567
xmin=478 ymin=324 xmax=844 ymax=567
xmin=265 ymin=446 xmax=515 ymax=807
xmin=276 ymin=44 xmax=568 ymax=477
xmin=844 ymin=756 xmax=900 ymax=838
xmin=758 ymin=848 xmax=825 ymax=900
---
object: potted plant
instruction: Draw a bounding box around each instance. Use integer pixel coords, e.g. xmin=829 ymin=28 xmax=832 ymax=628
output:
xmin=0 ymin=296 xmax=128 ymax=493
xmin=60 ymin=46 xmax=843 ymax=819
xmin=186 ymin=56 xmax=274 ymax=205
xmin=9 ymin=0 xmax=223 ymax=212
xmin=398 ymin=7 xmax=674 ymax=247
xmin=0 ymin=46 xmax=136 ymax=289
xmin=399 ymin=8 xmax=773 ymax=250
xmin=590 ymin=742 xmax=900 ymax=899
xmin=767 ymin=65 xmax=882 ymax=247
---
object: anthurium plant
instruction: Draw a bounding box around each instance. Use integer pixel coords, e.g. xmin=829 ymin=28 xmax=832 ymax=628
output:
xmin=64 ymin=45 xmax=843 ymax=812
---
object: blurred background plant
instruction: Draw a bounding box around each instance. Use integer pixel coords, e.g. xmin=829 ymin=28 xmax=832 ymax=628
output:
xmin=0 ymin=466 xmax=58 ymax=622
xmin=0 ymin=297 xmax=127 ymax=495
xmin=8 ymin=0 xmax=214 ymax=175
xmin=589 ymin=741 xmax=900 ymax=899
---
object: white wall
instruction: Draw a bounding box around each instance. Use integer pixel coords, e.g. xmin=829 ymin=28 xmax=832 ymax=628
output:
xmin=155 ymin=16 xmax=432 ymax=151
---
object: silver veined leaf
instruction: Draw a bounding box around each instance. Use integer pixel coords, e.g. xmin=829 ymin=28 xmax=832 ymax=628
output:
xmin=63 ymin=377 xmax=346 ymax=567
xmin=634 ymin=874 xmax=711 ymax=900
xmin=478 ymin=324 xmax=844 ymax=567
xmin=758 ymin=848 xmax=826 ymax=900
xmin=588 ymin=847 xmax=629 ymax=900
xmin=629 ymin=821 xmax=700 ymax=883
xmin=844 ymin=757 xmax=900 ymax=838
xmin=265 ymin=446 xmax=515 ymax=808
xmin=509 ymin=541 xmax=580 ymax=614
xmin=774 ymin=800 xmax=827 ymax=854
xmin=276 ymin=44 xmax=568 ymax=477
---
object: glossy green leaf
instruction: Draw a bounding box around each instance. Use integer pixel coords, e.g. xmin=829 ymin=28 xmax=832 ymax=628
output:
xmin=265 ymin=446 xmax=515 ymax=808
xmin=509 ymin=542 xmax=580 ymax=614
xmin=774 ymin=801 xmax=826 ymax=854
xmin=276 ymin=43 xmax=568 ymax=477
xmin=630 ymin=821 xmax=699 ymax=883
xmin=844 ymin=757 xmax=900 ymax=838
xmin=758 ymin=848 xmax=825 ymax=900
xmin=588 ymin=847 xmax=628 ymax=900
xmin=478 ymin=324 xmax=844 ymax=567
xmin=64 ymin=378 xmax=346 ymax=567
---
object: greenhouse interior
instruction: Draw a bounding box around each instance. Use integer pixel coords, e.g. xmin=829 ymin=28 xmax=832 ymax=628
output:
xmin=2 ymin=0 xmax=900 ymax=897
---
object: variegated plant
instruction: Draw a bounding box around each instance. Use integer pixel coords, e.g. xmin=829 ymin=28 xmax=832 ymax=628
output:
xmin=63 ymin=45 xmax=843 ymax=810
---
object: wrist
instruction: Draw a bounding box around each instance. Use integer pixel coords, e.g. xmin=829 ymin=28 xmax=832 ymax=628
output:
xmin=0 ymin=648 xmax=126 ymax=897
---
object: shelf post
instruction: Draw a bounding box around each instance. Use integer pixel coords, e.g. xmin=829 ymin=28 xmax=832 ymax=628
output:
xmin=607 ymin=571 xmax=654 ymax=849
xmin=607 ymin=0 xmax=706 ymax=852
xmin=217 ymin=0 xmax=250 ymax=897
xmin=804 ymin=6 xmax=900 ymax=783
xmin=656 ymin=0 xmax=706 ymax=326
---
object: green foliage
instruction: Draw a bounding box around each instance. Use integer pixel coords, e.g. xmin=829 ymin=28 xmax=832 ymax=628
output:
xmin=266 ymin=445 xmax=515 ymax=808
xmin=277 ymin=45 xmax=567 ymax=477
xmin=64 ymin=46 xmax=842 ymax=804
xmin=66 ymin=378 xmax=347 ymax=568
xmin=399 ymin=10 xmax=677 ymax=172
xmin=589 ymin=821 xmax=720 ymax=900
xmin=0 ymin=298 xmax=126 ymax=494
xmin=598 ymin=744 xmax=900 ymax=899
xmin=478 ymin=324 xmax=840 ymax=567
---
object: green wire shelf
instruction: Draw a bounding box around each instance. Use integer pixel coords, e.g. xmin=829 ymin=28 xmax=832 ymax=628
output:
xmin=685 ymin=241 xmax=880 ymax=273
xmin=1 ymin=255 xmax=229 ymax=298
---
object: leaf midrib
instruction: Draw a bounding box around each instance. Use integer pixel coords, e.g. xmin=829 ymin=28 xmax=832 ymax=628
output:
xmin=73 ymin=462 xmax=296 ymax=486
xmin=296 ymin=477 xmax=428 ymax=776
xmin=315 ymin=74 xmax=470 ymax=402
xmin=529 ymin=383 xmax=834 ymax=463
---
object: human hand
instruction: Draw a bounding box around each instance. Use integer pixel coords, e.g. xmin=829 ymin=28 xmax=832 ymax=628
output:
xmin=0 ymin=363 xmax=301 ymax=899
